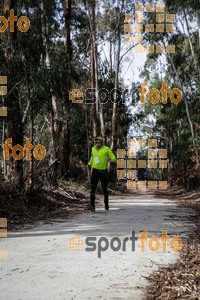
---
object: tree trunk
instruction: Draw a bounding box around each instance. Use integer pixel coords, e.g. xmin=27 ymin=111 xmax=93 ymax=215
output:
xmin=182 ymin=8 xmax=199 ymax=84
xmin=110 ymin=28 xmax=121 ymax=151
xmin=61 ymin=0 xmax=72 ymax=176
xmin=197 ymin=12 xmax=200 ymax=47
xmin=5 ymin=93 xmax=24 ymax=187
xmin=2 ymin=0 xmax=9 ymax=14
xmin=63 ymin=0 xmax=72 ymax=57
xmin=91 ymin=32 xmax=97 ymax=138
xmin=2 ymin=0 xmax=24 ymax=188
xmin=110 ymin=2 xmax=124 ymax=151
xmin=110 ymin=39 xmax=113 ymax=77
xmin=41 ymin=1 xmax=62 ymax=184
xmin=89 ymin=0 xmax=97 ymax=139
xmin=94 ymin=42 xmax=105 ymax=139
xmin=62 ymin=122 xmax=70 ymax=178
xmin=183 ymin=8 xmax=195 ymax=58
xmin=48 ymin=96 xmax=63 ymax=185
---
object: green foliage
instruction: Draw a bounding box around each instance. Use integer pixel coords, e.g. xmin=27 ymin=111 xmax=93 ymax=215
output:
xmin=132 ymin=0 xmax=200 ymax=189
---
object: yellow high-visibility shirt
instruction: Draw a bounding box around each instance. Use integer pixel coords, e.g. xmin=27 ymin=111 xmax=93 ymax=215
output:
xmin=88 ymin=145 xmax=116 ymax=170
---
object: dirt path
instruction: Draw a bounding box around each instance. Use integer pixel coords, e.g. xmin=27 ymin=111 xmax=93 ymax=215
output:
xmin=0 ymin=192 xmax=196 ymax=300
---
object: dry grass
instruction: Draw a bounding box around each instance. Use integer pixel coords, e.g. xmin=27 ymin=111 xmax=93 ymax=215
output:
xmin=145 ymin=189 xmax=200 ymax=300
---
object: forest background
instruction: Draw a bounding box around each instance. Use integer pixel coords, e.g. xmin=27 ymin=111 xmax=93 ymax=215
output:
xmin=0 ymin=0 xmax=199 ymax=193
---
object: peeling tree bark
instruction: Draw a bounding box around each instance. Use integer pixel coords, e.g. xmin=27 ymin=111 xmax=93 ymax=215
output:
xmin=91 ymin=31 xmax=97 ymax=138
xmin=86 ymin=0 xmax=105 ymax=139
xmin=183 ymin=8 xmax=195 ymax=58
xmin=63 ymin=0 xmax=72 ymax=57
xmin=62 ymin=0 xmax=71 ymax=177
xmin=197 ymin=12 xmax=200 ymax=47
xmin=110 ymin=1 xmax=124 ymax=151
xmin=41 ymin=1 xmax=62 ymax=185
xmin=2 ymin=0 xmax=24 ymax=188
xmin=110 ymin=27 xmax=121 ymax=151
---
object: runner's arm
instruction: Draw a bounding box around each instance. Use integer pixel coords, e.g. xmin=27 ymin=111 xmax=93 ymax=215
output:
xmin=107 ymin=148 xmax=117 ymax=163
xmin=88 ymin=152 xmax=93 ymax=167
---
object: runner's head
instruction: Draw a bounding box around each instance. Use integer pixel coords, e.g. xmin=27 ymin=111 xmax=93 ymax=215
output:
xmin=95 ymin=136 xmax=103 ymax=149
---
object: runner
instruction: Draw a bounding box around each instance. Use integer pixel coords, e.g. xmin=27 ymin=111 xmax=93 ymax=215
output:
xmin=87 ymin=136 xmax=116 ymax=212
